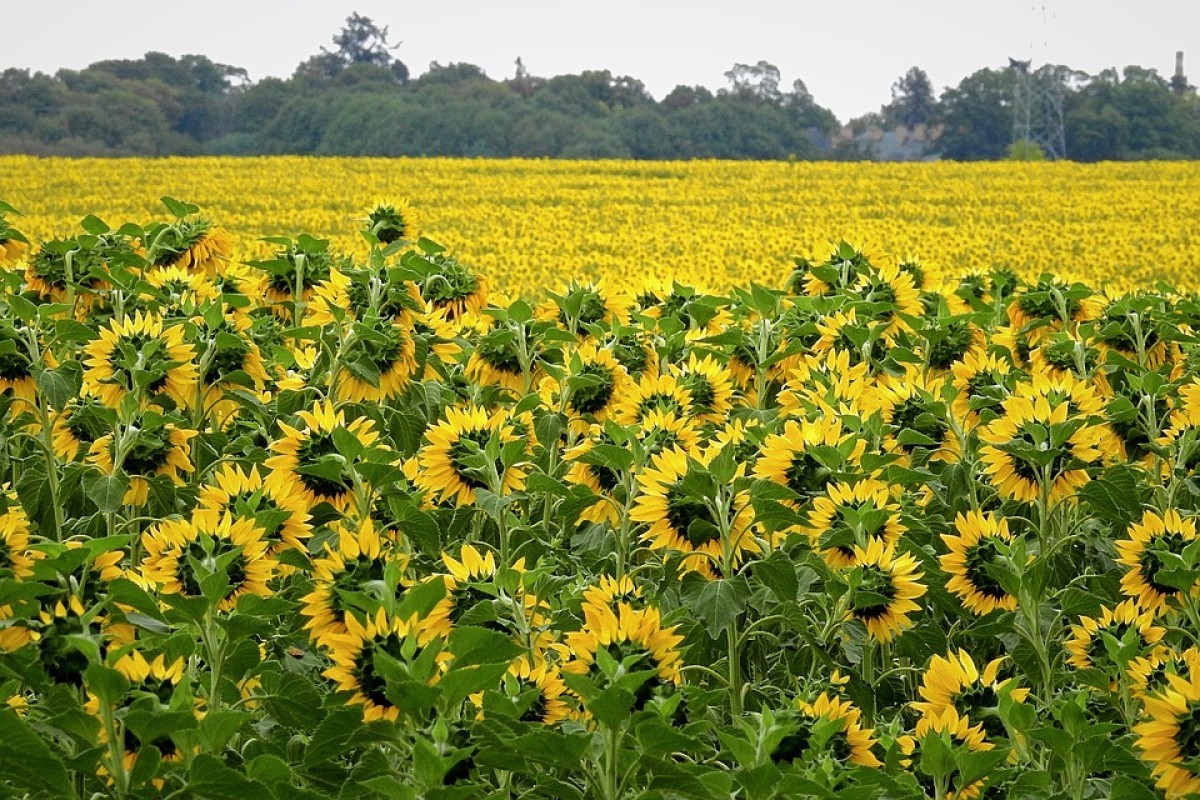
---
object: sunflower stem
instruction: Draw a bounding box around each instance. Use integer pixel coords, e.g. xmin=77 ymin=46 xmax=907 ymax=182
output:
xmin=727 ymin=620 xmax=744 ymax=718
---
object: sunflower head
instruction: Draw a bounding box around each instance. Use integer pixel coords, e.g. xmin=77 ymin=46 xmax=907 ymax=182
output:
xmin=364 ymin=199 xmax=418 ymax=245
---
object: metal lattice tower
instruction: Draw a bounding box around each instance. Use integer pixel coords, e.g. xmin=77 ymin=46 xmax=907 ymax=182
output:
xmin=1009 ymin=4 xmax=1067 ymax=159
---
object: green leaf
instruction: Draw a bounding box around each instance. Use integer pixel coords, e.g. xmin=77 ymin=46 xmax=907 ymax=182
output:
xmin=187 ymin=753 xmax=270 ymax=800
xmin=83 ymin=472 xmax=129 ymax=514
xmin=84 ymin=664 xmax=129 ymax=708
xmin=752 ymin=552 xmax=800 ymax=602
xmin=0 ymin=708 xmax=74 ymax=798
xmin=448 ymin=626 xmax=524 ymax=667
xmin=683 ymin=575 xmax=752 ymax=639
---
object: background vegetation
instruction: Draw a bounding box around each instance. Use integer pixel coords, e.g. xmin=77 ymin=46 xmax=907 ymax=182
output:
xmin=0 ymin=14 xmax=1198 ymax=160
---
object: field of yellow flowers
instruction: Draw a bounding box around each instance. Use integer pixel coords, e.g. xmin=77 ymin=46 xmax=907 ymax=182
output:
xmin=3 ymin=157 xmax=1200 ymax=292
xmin=5 ymin=167 xmax=1200 ymax=799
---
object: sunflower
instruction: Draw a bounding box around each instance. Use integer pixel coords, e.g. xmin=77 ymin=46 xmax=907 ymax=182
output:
xmin=301 ymin=517 xmax=408 ymax=646
xmin=538 ymin=279 xmax=628 ymax=335
xmin=264 ymin=400 xmax=380 ymax=512
xmin=412 ymin=405 xmax=527 ymax=507
xmin=418 ymin=254 xmax=488 ymax=321
xmin=0 ymin=230 xmax=27 ymax=269
xmin=940 ymin=510 xmax=1018 ymax=616
xmin=0 ymin=324 xmax=55 ymax=407
xmin=631 ymin=446 xmax=756 ymax=578
xmin=364 ymin=199 xmax=419 ymax=245
xmin=612 ymin=372 xmax=692 ymax=426
xmin=1128 ymin=647 xmax=1198 ymax=702
xmin=210 ymin=261 xmax=261 ymax=310
xmin=29 ymin=595 xmax=135 ymax=686
xmin=564 ymin=427 xmax=628 ymax=526
xmin=88 ymin=423 xmax=196 ymax=507
xmin=82 ymin=311 xmax=198 ymax=409
xmin=784 ymin=691 xmax=883 ymax=768
xmin=258 ymin=242 xmax=340 ymax=317
xmin=139 ymin=509 xmax=276 ymax=612
xmin=854 ymin=262 xmax=923 ymax=340
xmin=150 ymin=218 xmax=233 ymax=274
xmin=1007 ymin=277 xmax=1103 ymax=330
xmin=805 ymin=478 xmax=905 ymax=568
xmin=949 ymin=349 xmax=1011 ymax=429
xmin=1115 ymin=510 xmax=1199 ymax=614
xmin=979 ymin=377 xmax=1111 ymax=505
xmin=671 ymin=353 xmax=735 ymax=423
xmin=482 ymin=655 xmax=573 ymax=725
xmin=563 ymin=601 xmax=684 ymax=706
xmin=412 ymin=306 xmax=463 ymax=380
xmin=424 ymin=544 xmax=540 ymax=643
xmin=912 ymin=650 xmax=1029 ymax=739
xmin=776 ymin=349 xmax=873 ymax=419
xmin=193 ymin=312 xmax=270 ymax=419
xmin=335 ymin=314 xmax=419 ymax=403
xmin=606 ymin=329 xmax=659 ymax=379
xmin=306 ymin=268 xmax=424 ymax=327
xmin=899 ymin=707 xmax=995 ymax=800
xmin=541 ymin=341 xmax=631 ymax=431
xmin=24 ymin=238 xmax=110 ymax=307
xmin=198 ymin=463 xmax=312 ymax=559
xmin=465 ymin=313 xmax=537 ymax=392
xmin=1066 ymin=600 xmax=1166 ymax=671
xmin=0 ymin=502 xmax=38 ymax=580
xmin=845 ymin=539 xmax=927 ymax=643
xmin=1134 ymin=663 xmax=1200 ymax=799
xmin=323 ymin=607 xmax=451 ymax=722
xmin=753 ymin=416 xmax=867 ymax=508
xmin=580 ymin=575 xmax=644 ymax=615
xmin=636 ymin=409 xmax=703 ymax=460
xmin=143 ymin=264 xmax=218 ymax=312
xmin=869 ymin=370 xmax=958 ymax=466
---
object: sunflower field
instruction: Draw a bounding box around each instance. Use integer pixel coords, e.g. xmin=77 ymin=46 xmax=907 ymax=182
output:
xmin=4 ymin=188 xmax=1200 ymax=800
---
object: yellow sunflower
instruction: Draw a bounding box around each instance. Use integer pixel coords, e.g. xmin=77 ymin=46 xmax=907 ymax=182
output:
xmin=753 ymin=416 xmax=867 ymax=507
xmin=1115 ymin=509 xmax=1199 ymax=614
xmin=912 ymin=650 xmax=1029 ymax=739
xmin=419 ymin=255 xmax=488 ymax=321
xmin=541 ymin=341 xmax=631 ymax=431
xmin=143 ymin=264 xmax=218 ymax=311
xmin=805 ymin=478 xmax=904 ymax=568
xmin=563 ymin=602 xmax=684 ymax=698
xmin=48 ymin=391 xmax=113 ymax=461
xmin=794 ymin=691 xmax=883 ymax=768
xmin=323 ymin=607 xmax=451 ymax=723
xmin=139 ymin=509 xmax=276 ymax=612
xmin=949 ymin=349 xmax=1011 ymax=429
xmin=0 ymin=502 xmax=38 ymax=580
xmin=264 ymin=400 xmax=380 ymax=513
xmin=854 ymin=262 xmax=923 ymax=340
xmin=631 ymin=446 xmax=756 ymax=578
xmin=1134 ymin=663 xmax=1200 ymax=799
xmin=1066 ymin=600 xmax=1166 ymax=671
xmin=899 ymin=707 xmax=994 ymax=800
xmin=844 ymin=539 xmax=927 ymax=643
xmin=940 ymin=510 xmax=1018 ymax=616
xmin=301 ymin=516 xmax=408 ymax=646
xmin=198 ymin=463 xmax=312 ymax=559
xmin=671 ymin=353 xmax=736 ymax=423
xmin=537 ymin=279 xmax=628 ymax=335
xmin=868 ymin=369 xmax=958 ymax=466
xmin=88 ymin=423 xmax=196 ymax=507
xmin=82 ymin=311 xmax=198 ymax=409
xmin=363 ymin=198 xmax=419 ymax=245
xmin=193 ymin=312 xmax=270 ymax=420
xmin=151 ymin=219 xmax=233 ymax=274
xmin=335 ymin=315 xmax=419 ymax=403
xmin=612 ymin=372 xmax=692 ymax=426
xmin=412 ymin=405 xmax=526 ymax=507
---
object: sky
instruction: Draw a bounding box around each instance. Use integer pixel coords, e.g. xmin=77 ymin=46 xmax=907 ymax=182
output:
xmin=1 ymin=0 xmax=1196 ymax=122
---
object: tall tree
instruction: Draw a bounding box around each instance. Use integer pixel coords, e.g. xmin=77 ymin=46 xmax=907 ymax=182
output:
xmin=883 ymin=66 xmax=936 ymax=126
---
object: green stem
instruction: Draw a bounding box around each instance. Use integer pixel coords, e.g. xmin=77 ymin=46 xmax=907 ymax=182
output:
xmin=728 ymin=620 xmax=744 ymax=718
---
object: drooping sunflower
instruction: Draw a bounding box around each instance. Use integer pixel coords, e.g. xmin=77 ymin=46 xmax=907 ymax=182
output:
xmin=493 ymin=655 xmax=572 ymax=725
xmin=418 ymin=254 xmax=488 ymax=321
xmin=635 ymin=408 xmax=703 ymax=460
xmin=301 ymin=517 xmax=408 ymax=646
xmin=940 ymin=510 xmax=1019 ymax=616
xmin=1134 ymin=664 xmax=1200 ymax=799
xmin=192 ymin=312 xmax=270 ymax=420
xmin=412 ymin=405 xmax=527 ymax=507
xmin=845 ymin=539 xmax=927 ymax=643
xmin=1115 ymin=509 xmax=1199 ymax=614
xmin=538 ymin=279 xmax=628 ymax=335
xmin=143 ymin=264 xmax=218 ymax=312
xmin=794 ymin=691 xmax=883 ymax=768
xmin=1007 ymin=277 xmax=1103 ymax=330
xmin=88 ymin=423 xmax=196 ymax=507
xmin=198 ymin=463 xmax=312 ymax=559
xmin=979 ymin=377 xmax=1111 ymax=505
xmin=0 ymin=323 xmax=56 ymax=408
xmin=853 ymin=262 xmax=923 ymax=340
xmin=0 ymin=502 xmax=38 ymax=580
xmin=1128 ymin=646 xmax=1197 ymax=702
xmin=898 ymin=707 xmax=995 ymax=800
xmin=563 ymin=602 xmax=683 ymax=705
xmin=612 ymin=372 xmax=692 ymax=426
xmin=1066 ymin=599 xmax=1166 ymax=671
xmin=776 ymin=349 xmax=873 ymax=418
xmin=335 ymin=314 xmax=419 ymax=403
xmin=424 ymin=544 xmax=540 ymax=643
xmin=149 ymin=218 xmax=234 ymax=274
xmin=541 ymin=341 xmax=631 ymax=431
xmin=464 ymin=311 xmax=539 ymax=392
xmin=363 ymin=199 xmax=419 ymax=245
xmin=264 ymin=400 xmax=380 ymax=513
xmin=82 ymin=311 xmax=198 ymax=409
xmin=805 ymin=478 xmax=905 ymax=568
xmin=412 ymin=306 xmax=463 ymax=381
xmin=24 ymin=237 xmax=110 ymax=308
xmin=671 ymin=353 xmax=736 ymax=423
xmin=139 ymin=509 xmax=276 ymax=612
xmin=912 ymin=650 xmax=1029 ymax=740
xmin=258 ymin=242 xmax=340 ymax=317
xmin=753 ymin=416 xmax=867 ymax=508
xmin=323 ymin=608 xmax=450 ymax=723
xmin=949 ymin=349 xmax=1011 ymax=429
xmin=605 ymin=329 xmax=659 ymax=379
xmin=49 ymin=391 xmax=112 ymax=461
xmin=869 ymin=369 xmax=958 ymax=466
xmin=631 ymin=446 xmax=756 ymax=578
xmin=564 ymin=426 xmax=627 ymax=526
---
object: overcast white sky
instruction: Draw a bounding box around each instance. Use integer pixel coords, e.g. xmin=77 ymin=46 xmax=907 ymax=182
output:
xmin=1 ymin=1 xmax=1196 ymax=121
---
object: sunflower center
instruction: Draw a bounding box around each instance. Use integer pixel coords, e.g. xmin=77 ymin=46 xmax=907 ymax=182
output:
xmin=1176 ymin=704 xmax=1200 ymax=764
xmin=295 ymin=432 xmax=352 ymax=498
xmin=587 ymin=462 xmax=621 ymax=493
xmin=124 ymin=726 xmax=179 ymax=758
xmin=569 ymin=362 xmax=616 ymax=416
xmin=770 ymin=720 xmax=814 ymax=764
xmin=890 ymin=398 xmax=948 ymax=454
xmin=475 ymin=334 xmax=523 ymax=375
xmin=851 ymin=565 xmax=898 ymax=621
xmin=927 ymin=321 xmax=975 ymax=370
xmin=665 ymin=482 xmax=720 ymax=546
xmin=785 ymin=452 xmax=830 ymax=502
xmin=680 ymin=373 xmax=716 ymax=411
xmin=447 ymin=428 xmax=494 ymax=490
xmin=0 ymin=349 xmax=32 ymax=381
xmin=1139 ymin=531 xmax=1190 ymax=597
xmin=965 ymin=536 xmax=1009 ymax=600
xmin=122 ymin=433 xmax=172 ymax=477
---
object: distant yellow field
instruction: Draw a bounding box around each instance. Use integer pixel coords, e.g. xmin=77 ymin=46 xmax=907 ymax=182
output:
xmin=3 ymin=156 xmax=1199 ymax=292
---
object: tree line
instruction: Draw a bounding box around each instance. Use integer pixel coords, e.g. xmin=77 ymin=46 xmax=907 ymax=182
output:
xmin=0 ymin=13 xmax=1197 ymax=161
